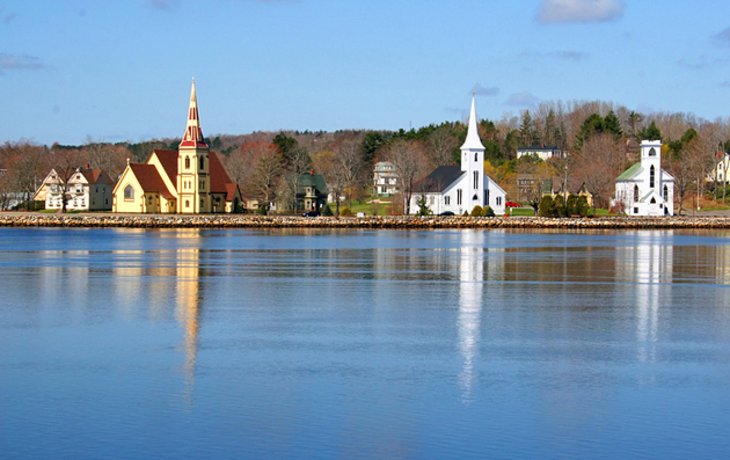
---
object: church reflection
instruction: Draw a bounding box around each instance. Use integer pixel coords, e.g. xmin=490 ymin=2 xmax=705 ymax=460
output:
xmin=173 ymin=230 xmax=203 ymax=400
xmin=456 ymin=230 xmax=506 ymax=402
xmin=616 ymin=231 xmax=673 ymax=364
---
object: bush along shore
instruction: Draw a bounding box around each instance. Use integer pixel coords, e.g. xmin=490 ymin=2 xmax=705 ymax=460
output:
xmin=2 ymin=213 xmax=730 ymax=229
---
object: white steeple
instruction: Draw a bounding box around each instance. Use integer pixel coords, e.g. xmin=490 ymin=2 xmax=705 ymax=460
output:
xmin=461 ymin=94 xmax=485 ymax=150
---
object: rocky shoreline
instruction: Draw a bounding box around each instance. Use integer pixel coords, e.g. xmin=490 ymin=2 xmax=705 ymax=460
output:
xmin=2 ymin=212 xmax=730 ymax=229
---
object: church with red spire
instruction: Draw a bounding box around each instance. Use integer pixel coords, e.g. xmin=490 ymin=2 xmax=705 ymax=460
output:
xmin=112 ymin=80 xmax=241 ymax=214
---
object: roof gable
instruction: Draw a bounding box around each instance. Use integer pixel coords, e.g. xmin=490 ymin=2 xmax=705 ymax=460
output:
xmin=414 ymin=165 xmax=463 ymax=193
xmin=209 ymin=151 xmax=235 ymax=194
xmin=150 ymin=149 xmax=178 ymax=182
xmin=129 ymin=164 xmax=175 ymax=199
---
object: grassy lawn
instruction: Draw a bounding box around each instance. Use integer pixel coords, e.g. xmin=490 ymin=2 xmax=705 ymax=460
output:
xmin=327 ymin=199 xmax=392 ymax=216
xmin=508 ymin=207 xmax=535 ymax=216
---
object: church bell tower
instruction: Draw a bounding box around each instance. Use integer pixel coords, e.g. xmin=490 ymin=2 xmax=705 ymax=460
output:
xmin=177 ymin=79 xmax=211 ymax=213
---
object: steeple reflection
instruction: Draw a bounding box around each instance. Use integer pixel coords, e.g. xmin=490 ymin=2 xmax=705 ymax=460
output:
xmin=173 ymin=229 xmax=203 ymax=400
xmin=617 ymin=231 xmax=673 ymax=364
xmin=457 ymin=230 xmax=485 ymax=402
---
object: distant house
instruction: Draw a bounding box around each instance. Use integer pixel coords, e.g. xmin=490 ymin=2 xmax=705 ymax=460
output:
xmin=517 ymin=146 xmax=564 ymax=161
xmin=33 ymin=166 xmax=114 ymax=211
xmin=297 ymin=171 xmax=328 ymax=213
xmin=545 ymin=181 xmax=594 ymax=208
xmin=112 ymin=80 xmax=241 ymax=214
xmin=409 ymin=96 xmax=506 ymax=215
xmin=614 ymin=140 xmax=675 ymax=216
xmin=373 ymin=161 xmax=399 ymax=196
xmin=706 ymin=152 xmax=730 ymax=185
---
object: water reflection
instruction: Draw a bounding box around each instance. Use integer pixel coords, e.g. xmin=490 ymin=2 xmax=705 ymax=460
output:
xmin=173 ymin=230 xmax=202 ymax=400
xmin=616 ymin=231 xmax=674 ymax=364
xmin=457 ymin=231 xmax=483 ymax=401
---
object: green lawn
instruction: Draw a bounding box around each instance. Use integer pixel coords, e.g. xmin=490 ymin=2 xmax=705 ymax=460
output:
xmin=508 ymin=207 xmax=535 ymax=216
xmin=327 ymin=199 xmax=391 ymax=216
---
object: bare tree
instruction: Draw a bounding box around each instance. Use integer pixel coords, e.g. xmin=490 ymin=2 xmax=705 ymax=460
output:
xmin=570 ymin=133 xmax=626 ymax=209
xmin=383 ymin=139 xmax=430 ymax=215
xmin=426 ymin=125 xmax=459 ymax=166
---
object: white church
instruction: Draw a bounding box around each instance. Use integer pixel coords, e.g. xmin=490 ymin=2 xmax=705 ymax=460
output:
xmin=409 ymin=96 xmax=506 ymax=215
xmin=614 ymin=140 xmax=675 ymax=216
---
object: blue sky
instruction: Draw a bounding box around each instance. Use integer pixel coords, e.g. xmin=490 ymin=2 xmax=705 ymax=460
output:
xmin=2 ymin=0 xmax=730 ymax=145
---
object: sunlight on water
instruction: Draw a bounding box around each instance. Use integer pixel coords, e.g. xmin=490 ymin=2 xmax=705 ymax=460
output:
xmin=1 ymin=227 xmax=729 ymax=459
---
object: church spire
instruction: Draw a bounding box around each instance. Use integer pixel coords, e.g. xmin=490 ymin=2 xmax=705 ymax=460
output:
xmin=180 ymin=78 xmax=207 ymax=148
xmin=461 ymin=94 xmax=485 ymax=150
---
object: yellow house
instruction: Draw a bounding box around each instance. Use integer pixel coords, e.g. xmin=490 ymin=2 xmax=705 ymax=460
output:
xmin=112 ymin=80 xmax=241 ymax=214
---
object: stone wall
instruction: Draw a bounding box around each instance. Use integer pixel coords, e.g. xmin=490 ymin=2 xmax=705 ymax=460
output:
xmin=2 ymin=213 xmax=730 ymax=229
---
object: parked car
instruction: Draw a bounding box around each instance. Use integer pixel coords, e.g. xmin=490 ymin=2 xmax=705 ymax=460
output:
xmin=302 ymin=210 xmax=320 ymax=217
xmin=438 ymin=211 xmax=455 ymax=216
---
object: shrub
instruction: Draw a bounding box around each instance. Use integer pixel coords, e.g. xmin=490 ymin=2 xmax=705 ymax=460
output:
xmin=554 ymin=197 xmax=567 ymax=217
xmin=566 ymin=194 xmax=578 ymax=216
xmin=576 ymin=196 xmax=590 ymax=217
xmin=322 ymin=204 xmax=333 ymax=216
xmin=256 ymin=203 xmax=269 ymax=215
xmin=340 ymin=207 xmax=353 ymax=217
xmin=470 ymin=205 xmax=484 ymax=217
xmin=484 ymin=206 xmax=495 ymax=217
xmin=538 ymin=195 xmax=556 ymax=217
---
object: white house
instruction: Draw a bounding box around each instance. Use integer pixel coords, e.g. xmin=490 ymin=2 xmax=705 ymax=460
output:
xmin=614 ymin=140 xmax=674 ymax=216
xmin=706 ymin=152 xmax=730 ymax=185
xmin=373 ymin=161 xmax=399 ymax=195
xmin=409 ymin=96 xmax=506 ymax=215
xmin=34 ymin=167 xmax=114 ymax=211
xmin=516 ymin=146 xmax=564 ymax=161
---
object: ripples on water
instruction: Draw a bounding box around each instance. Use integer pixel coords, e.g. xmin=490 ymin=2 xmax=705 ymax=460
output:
xmin=1 ymin=227 xmax=729 ymax=459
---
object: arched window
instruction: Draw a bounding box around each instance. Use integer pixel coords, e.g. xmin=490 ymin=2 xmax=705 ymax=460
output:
xmin=650 ymin=165 xmax=655 ymax=188
xmin=663 ymin=185 xmax=669 ymax=202
xmin=185 ymin=156 xmax=191 ymax=169
xmin=124 ymin=185 xmax=134 ymax=200
xmin=474 ymin=152 xmax=478 ymax=162
xmin=633 ymin=185 xmax=639 ymax=202
xmin=649 ymin=147 xmax=656 ymax=157
xmin=473 ymin=171 xmax=479 ymax=189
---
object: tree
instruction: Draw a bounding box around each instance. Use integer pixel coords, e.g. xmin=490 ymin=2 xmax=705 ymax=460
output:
xmin=570 ymin=133 xmax=626 ymax=209
xmin=416 ymin=194 xmax=431 ymax=216
xmin=639 ymin=121 xmax=662 ymax=141
xmin=383 ymin=139 xmax=430 ymax=215
xmin=426 ymin=124 xmax=459 ymax=166
xmin=538 ymin=195 xmax=556 ymax=217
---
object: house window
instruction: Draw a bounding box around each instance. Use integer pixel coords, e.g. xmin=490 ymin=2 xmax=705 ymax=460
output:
xmin=457 ymin=189 xmax=462 ymax=205
xmin=185 ymin=156 xmax=191 ymax=169
xmin=633 ymin=185 xmax=639 ymax=202
xmin=124 ymin=185 xmax=134 ymax=201
xmin=473 ymin=171 xmax=479 ymax=189
xmin=496 ymin=197 xmax=502 ymax=206
xmin=650 ymin=165 xmax=655 ymax=188
xmin=663 ymin=185 xmax=669 ymax=202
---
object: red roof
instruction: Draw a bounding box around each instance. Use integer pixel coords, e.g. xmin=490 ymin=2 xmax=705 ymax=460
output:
xmin=150 ymin=149 xmax=178 ymax=182
xmin=80 ymin=168 xmax=114 ymax=185
xmin=209 ymin=151 xmax=235 ymax=196
xmin=129 ymin=164 xmax=175 ymax=199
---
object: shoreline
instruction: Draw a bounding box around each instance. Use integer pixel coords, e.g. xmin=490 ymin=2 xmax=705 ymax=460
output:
xmin=2 ymin=212 xmax=730 ymax=229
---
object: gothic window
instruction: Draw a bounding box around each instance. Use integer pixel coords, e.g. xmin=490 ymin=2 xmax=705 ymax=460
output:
xmin=185 ymin=156 xmax=191 ymax=169
xmin=457 ymin=189 xmax=462 ymax=205
xmin=649 ymin=148 xmax=656 ymax=157
xmin=124 ymin=185 xmax=134 ymax=200
xmin=474 ymin=152 xmax=478 ymax=162
xmin=663 ymin=185 xmax=669 ymax=202
xmin=650 ymin=165 xmax=655 ymax=188
xmin=473 ymin=171 xmax=479 ymax=189
xmin=633 ymin=185 xmax=639 ymax=202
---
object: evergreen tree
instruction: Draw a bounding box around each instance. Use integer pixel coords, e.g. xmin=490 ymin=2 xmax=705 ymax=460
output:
xmin=603 ymin=111 xmax=623 ymax=138
xmin=639 ymin=121 xmax=662 ymax=141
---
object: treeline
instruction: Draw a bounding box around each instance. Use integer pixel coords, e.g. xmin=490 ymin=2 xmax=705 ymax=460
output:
xmin=3 ymin=99 xmax=730 ymax=213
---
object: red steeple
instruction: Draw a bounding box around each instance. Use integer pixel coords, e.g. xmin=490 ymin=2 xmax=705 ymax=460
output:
xmin=180 ymin=78 xmax=208 ymax=148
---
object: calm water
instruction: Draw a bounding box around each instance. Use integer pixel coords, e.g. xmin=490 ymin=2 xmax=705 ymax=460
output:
xmin=1 ymin=227 xmax=729 ymax=459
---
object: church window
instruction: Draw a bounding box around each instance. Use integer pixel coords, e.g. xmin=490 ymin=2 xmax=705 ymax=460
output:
xmin=473 ymin=171 xmax=479 ymax=189
xmin=185 ymin=156 xmax=191 ymax=169
xmin=650 ymin=165 xmax=655 ymax=188
xmin=650 ymin=197 xmax=656 ymax=204
xmin=445 ymin=196 xmax=451 ymax=205
xmin=663 ymin=185 xmax=669 ymax=202
xmin=185 ymin=200 xmax=190 ymax=208
xmin=200 ymin=156 xmax=204 ymax=170
xmin=633 ymin=185 xmax=639 ymax=202
xmin=457 ymin=189 xmax=462 ymax=205
xmin=497 ymin=197 xmax=502 ymax=206
xmin=485 ymin=190 xmax=490 ymax=204
xmin=474 ymin=152 xmax=478 ymax=162
xmin=124 ymin=185 xmax=134 ymax=201
xmin=649 ymin=148 xmax=656 ymax=157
